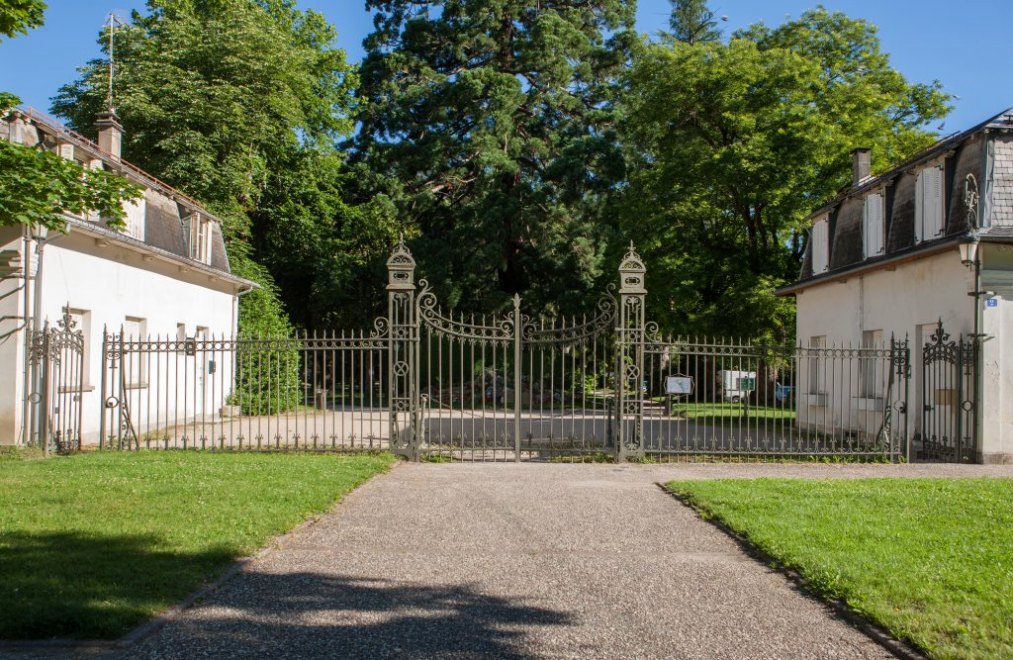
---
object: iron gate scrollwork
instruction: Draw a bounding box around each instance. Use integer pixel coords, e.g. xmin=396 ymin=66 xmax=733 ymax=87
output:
xmin=920 ymin=320 xmax=977 ymax=463
xmin=26 ymin=308 xmax=85 ymax=452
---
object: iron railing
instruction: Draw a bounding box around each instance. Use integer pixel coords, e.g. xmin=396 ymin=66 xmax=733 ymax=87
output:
xmin=90 ymin=240 xmax=926 ymax=462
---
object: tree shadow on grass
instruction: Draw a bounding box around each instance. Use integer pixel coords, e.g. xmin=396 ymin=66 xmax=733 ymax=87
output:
xmin=0 ymin=531 xmax=234 ymax=640
xmin=129 ymin=571 xmax=575 ymax=659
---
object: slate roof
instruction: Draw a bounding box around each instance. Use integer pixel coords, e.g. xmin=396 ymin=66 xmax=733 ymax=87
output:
xmin=2 ymin=107 xmax=248 ymax=287
xmin=782 ymin=107 xmax=1013 ymax=294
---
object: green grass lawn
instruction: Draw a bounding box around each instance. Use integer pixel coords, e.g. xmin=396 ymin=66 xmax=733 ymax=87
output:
xmin=666 ymin=478 xmax=1013 ymax=659
xmin=0 ymin=450 xmax=393 ymax=640
xmin=656 ymin=401 xmax=795 ymax=422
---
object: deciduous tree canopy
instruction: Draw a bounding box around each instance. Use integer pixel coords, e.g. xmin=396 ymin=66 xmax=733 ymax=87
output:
xmin=619 ymin=7 xmax=950 ymax=341
xmin=53 ymin=0 xmax=397 ymax=331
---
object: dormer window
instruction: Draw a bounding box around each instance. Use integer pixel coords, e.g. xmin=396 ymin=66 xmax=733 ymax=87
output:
xmin=863 ymin=192 xmax=885 ymax=258
xmin=811 ymin=216 xmax=829 ymax=274
xmin=915 ymin=163 xmax=945 ymax=242
xmin=188 ymin=213 xmax=212 ymax=264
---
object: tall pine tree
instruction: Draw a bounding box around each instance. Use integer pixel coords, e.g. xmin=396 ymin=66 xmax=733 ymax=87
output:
xmin=355 ymin=0 xmax=637 ymax=313
xmin=667 ymin=0 xmax=721 ymax=44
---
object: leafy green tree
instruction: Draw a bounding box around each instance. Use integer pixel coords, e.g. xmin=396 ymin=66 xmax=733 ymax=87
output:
xmin=0 ymin=0 xmax=45 ymax=39
xmin=667 ymin=0 xmax=721 ymax=44
xmin=50 ymin=0 xmax=386 ymax=332
xmin=356 ymin=0 xmax=637 ymax=314
xmin=52 ymin=0 xmax=385 ymax=410
xmin=620 ymin=8 xmax=950 ymax=341
xmin=1 ymin=3 xmax=140 ymax=232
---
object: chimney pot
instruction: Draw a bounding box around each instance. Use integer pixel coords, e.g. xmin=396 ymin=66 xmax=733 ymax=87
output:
xmin=851 ymin=147 xmax=871 ymax=186
xmin=95 ymin=110 xmax=123 ymax=160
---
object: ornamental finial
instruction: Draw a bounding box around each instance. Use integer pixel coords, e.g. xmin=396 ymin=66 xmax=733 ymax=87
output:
xmin=619 ymin=240 xmax=646 ymax=294
xmin=386 ymin=235 xmax=416 ymax=290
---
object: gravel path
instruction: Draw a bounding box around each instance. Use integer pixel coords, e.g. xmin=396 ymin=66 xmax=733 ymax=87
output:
xmin=117 ymin=462 xmax=1013 ymax=658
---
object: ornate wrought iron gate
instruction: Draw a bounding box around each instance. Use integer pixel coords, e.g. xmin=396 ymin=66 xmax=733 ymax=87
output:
xmin=26 ymin=309 xmax=85 ymax=452
xmin=385 ymin=241 xmax=648 ymax=461
xmin=919 ymin=321 xmax=977 ymax=462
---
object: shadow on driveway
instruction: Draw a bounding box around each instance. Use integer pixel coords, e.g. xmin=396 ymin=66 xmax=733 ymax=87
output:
xmin=131 ymin=571 xmax=574 ymax=658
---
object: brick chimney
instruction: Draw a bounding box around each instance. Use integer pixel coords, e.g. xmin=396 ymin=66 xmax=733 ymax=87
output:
xmin=95 ymin=110 xmax=123 ymax=160
xmin=851 ymin=147 xmax=871 ymax=186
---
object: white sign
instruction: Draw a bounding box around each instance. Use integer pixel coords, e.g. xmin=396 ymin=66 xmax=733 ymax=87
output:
xmin=666 ymin=376 xmax=694 ymax=395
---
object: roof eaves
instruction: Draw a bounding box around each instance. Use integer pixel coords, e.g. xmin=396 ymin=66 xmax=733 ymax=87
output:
xmin=64 ymin=216 xmax=258 ymax=292
xmin=776 ymin=234 xmax=969 ymax=297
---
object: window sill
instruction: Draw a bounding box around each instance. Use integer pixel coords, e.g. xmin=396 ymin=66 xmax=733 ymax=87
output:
xmin=58 ymin=385 xmax=94 ymax=394
xmin=852 ymin=396 xmax=884 ymax=411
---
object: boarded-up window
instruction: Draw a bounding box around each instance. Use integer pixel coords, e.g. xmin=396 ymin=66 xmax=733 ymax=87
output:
xmin=861 ymin=329 xmax=883 ymax=397
xmin=122 ymin=316 xmax=147 ymax=386
xmin=863 ymin=193 xmax=885 ymax=257
xmin=915 ymin=164 xmax=945 ymax=242
xmin=808 ymin=335 xmax=826 ymax=394
xmin=811 ymin=217 xmax=829 ymax=274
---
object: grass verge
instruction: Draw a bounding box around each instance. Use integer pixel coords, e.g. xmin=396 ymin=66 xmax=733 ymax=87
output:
xmin=666 ymin=478 xmax=1013 ymax=659
xmin=0 ymin=451 xmax=393 ymax=640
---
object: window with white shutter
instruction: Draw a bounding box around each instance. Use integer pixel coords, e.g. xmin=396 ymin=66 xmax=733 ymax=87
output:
xmin=915 ymin=164 xmax=945 ymax=242
xmin=811 ymin=217 xmax=829 ymax=274
xmin=188 ymin=213 xmax=212 ymax=264
xmin=863 ymin=193 xmax=885 ymax=257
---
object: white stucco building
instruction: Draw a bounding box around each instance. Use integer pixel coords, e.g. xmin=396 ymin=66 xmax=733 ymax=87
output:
xmin=778 ymin=108 xmax=1013 ymax=464
xmin=0 ymin=107 xmax=255 ymax=446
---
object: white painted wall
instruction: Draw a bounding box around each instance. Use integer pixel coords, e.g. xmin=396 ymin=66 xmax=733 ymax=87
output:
xmin=0 ymin=229 xmax=26 ymax=444
xmin=0 ymin=231 xmax=239 ymax=445
xmin=795 ymin=247 xmax=1013 ymax=462
xmin=979 ymin=244 xmax=1013 ymax=463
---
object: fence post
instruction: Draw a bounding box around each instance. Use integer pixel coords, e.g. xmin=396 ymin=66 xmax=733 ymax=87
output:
xmin=39 ymin=324 xmax=51 ymax=456
xmin=387 ymin=238 xmax=419 ymax=460
xmin=513 ymin=294 xmax=522 ymax=462
xmin=616 ymin=243 xmax=646 ymax=462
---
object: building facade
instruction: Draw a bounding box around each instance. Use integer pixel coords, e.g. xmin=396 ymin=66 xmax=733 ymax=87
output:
xmin=779 ymin=109 xmax=1013 ymax=464
xmin=0 ymin=107 xmax=255 ymax=446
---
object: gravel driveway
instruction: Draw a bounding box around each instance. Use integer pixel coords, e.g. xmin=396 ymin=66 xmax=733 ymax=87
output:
xmin=116 ymin=462 xmax=1013 ymax=658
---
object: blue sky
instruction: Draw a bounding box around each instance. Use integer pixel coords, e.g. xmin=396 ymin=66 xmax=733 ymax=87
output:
xmin=1 ymin=0 xmax=1011 ymax=134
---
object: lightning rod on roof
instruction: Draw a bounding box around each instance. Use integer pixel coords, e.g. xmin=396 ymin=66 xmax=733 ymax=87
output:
xmin=105 ymin=12 xmax=125 ymax=113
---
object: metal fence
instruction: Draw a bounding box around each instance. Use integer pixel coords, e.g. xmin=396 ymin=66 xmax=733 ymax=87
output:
xmin=642 ymin=336 xmax=910 ymax=460
xmin=85 ymin=241 xmax=929 ymax=462
xmin=100 ymin=329 xmax=391 ymax=451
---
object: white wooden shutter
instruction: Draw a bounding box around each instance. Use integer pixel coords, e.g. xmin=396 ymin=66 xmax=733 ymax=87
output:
xmin=915 ymin=171 xmax=925 ymax=243
xmin=864 ymin=194 xmax=884 ymax=257
xmin=811 ymin=218 xmax=829 ymax=273
xmin=916 ymin=165 xmax=945 ymax=242
xmin=928 ymin=165 xmax=944 ymax=237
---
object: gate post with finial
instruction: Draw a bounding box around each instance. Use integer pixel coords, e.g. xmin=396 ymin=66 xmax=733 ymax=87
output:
xmin=616 ymin=242 xmax=647 ymax=462
xmin=386 ymin=237 xmax=419 ymax=460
